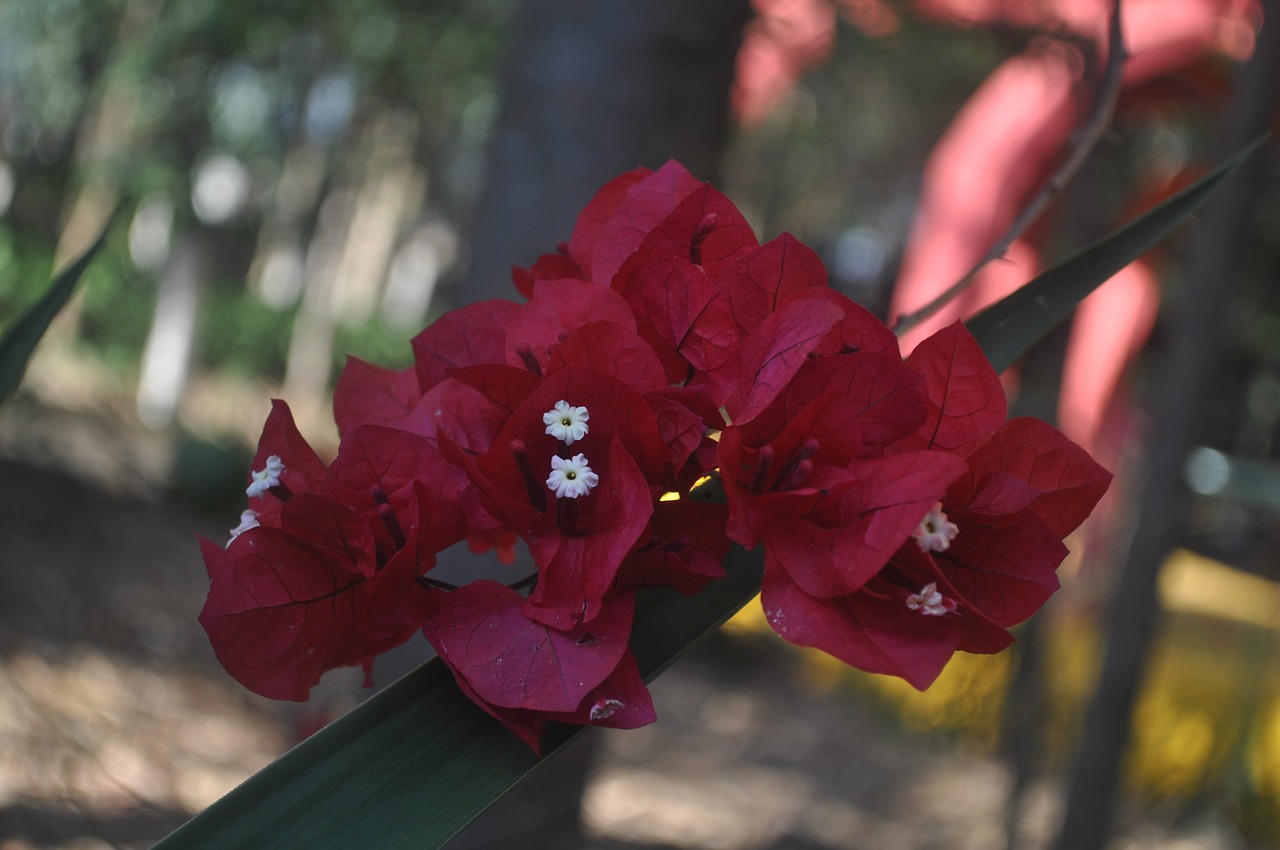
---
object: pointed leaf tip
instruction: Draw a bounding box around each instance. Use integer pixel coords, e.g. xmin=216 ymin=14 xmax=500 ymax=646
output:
xmin=967 ymin=137 xmax=1266 ymax=373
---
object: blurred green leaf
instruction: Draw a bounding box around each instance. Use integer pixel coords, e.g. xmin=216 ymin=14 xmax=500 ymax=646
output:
xmin=0 ymin=218 xmax=114 ymax=405
xmin=152 ymin=545 xmax=764 ymax=850
xmin=967 ymin=138 xmax=1265 ymax=373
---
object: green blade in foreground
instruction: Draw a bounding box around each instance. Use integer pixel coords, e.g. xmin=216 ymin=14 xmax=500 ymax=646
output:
xmin=0 ymin=219 xmax=114 ymax=405
xmin=967 ymin=137 xmax=1264 ymax=374
xmin=153 ymin=546 xmax=765 ymax=850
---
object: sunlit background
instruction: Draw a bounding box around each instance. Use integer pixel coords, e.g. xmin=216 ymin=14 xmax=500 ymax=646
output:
xmin=1 ymin=0 xmax=1279 ymax=848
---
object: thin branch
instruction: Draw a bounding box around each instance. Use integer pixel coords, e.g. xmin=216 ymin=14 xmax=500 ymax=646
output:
xmin=414 ymin=575 xmax=459 ymax=592
xmin=507 ymin=573 xmax=538 ymax=592
xmin=893 ymin=0 xmax=1128 ymax=338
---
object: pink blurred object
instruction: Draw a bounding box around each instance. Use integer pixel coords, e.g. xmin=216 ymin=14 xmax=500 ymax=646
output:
xmin=882 ymin=0 xmax=1259 ymax=454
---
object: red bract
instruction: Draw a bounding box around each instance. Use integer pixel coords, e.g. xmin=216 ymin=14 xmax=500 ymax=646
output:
xmin=612 ymin=182 xmax=760 ymax=284
xmin=547 ymin=321 xmax=669 ymax=395
xmin=761 ymin=552 xmax=1012 ymax=690
xmin=422 ymin=581 xmax=635 ymax=713
xmin=895 ymin=320 xmax=1007 ymax=456
xmin=716 ymin=233 xmax=827 ymax=337
xmin=581 ymin=161 xmax=705 ymax=285
xmin=747 ymin=320 xmax=1112 ymax=688
xmin=616 ymin=254 xmax=738 ymax=394
xmin=421 ymin=579 xmax=653 ymax=751
xmin=412 ymin=299 xmax=522 ymax=392
xmin=199 ymin=481 xmax=448 ymax=700
xmin=438 ymin=646 xmax=656 ymax=755
xmin=332 ymin=357 xmax=420 ymax=439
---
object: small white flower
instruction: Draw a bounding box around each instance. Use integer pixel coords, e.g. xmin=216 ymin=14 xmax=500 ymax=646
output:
xmin=227 ymin=509 xmax=260 ymax=544
xmin=546 ymin=453 xmax=599 ymax=499
xmin=589 ymin=698 xmax=625 ymax=721
xmin=246 ymin=455 xmax=285 ymax=498
xmin=911 ymin=501 xmax=959 ymax=553
xmin=906 ymin=582 xmax=956 ymax=616
xmin=543 ymin=400 xmax=590 ymax=445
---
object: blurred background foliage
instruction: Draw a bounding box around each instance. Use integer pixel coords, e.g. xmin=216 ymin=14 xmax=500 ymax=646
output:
xmin=1 ymin=0 xmax=1279 ymax=848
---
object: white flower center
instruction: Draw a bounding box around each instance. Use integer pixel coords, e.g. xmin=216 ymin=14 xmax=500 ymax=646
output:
xmin=912 ymin=501 xmax=959 ymax=553
xmin=546 ymin=453 xmax=599 ymax=499
xmin=228 ymin=509 xmax=260 ymax=544
xmin=246 ymin=455 xmax=285 ymax=498
xmin=543 ymin=400 xmax=590 ymax=445
xmin=906 ymin=582 xmax=957 ymax=616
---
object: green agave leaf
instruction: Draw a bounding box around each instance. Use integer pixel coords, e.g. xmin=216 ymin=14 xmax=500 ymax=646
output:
xmin=967 ymin=138 xmax=1265 ymax=373
xmin=153 ymin=546 xmax=764 ymax=850
xmin=0 ymin=218 xmax=115 ymax=405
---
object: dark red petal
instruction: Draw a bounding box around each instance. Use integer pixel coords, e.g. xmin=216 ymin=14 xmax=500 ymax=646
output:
xmin=614 ymin=498 xmax=730 ymax=596
xmin=717 ymin=232 xmax=827 ymax=335
xmin=932 ymin=521 xmax=1061 ymax=628
xmin=587 ymin=161 xmax=703 ymax=284
xmin=512 ymin=252 xmax=587 ymax=299
xmin=567 ymin=166 xmax=653 ymax=272
xmin=963 ymin=417 xmax=1112 ymax=537
xmin=616 ymin=255 xmax=739 ymax=395
xmin=199 ymin=530 xmax=392 ymax=701
xmin=728 ymin=295 xmax=845 ymax=422
xmin=613 ymin=183 xmax=759 ymax=285
xmin=546 ymin=320 xmax=669 ymax=394
xmin=447 ymin=363 xmax=543 ymax=414
xmin=503 ymin=280 xmax=637 ymax=373
xmin=362 ymin=481 xmax=449 ymax=642
xmin=543 ymin=651 xmax=657 ymax=730
xmin=760 ymin=567 xmax=965 ymax=691
xmin=411 ymin=299 xmax=521 ymax=392
xmin=899 ymin=321 xmax=1007 ymax=456
xmin=794 ymin=289 xmax=902 ymax=358
xmin=764 ymin=451 xmax=968 ymax=598
xmin=278 ymin=494 xmax=377 ymax=578
xmin=422 ymin=581 xmax=634 ymax=713
xmin=333 ymin=357 xmax=421 ymax=439
xmin=400 ymin=377 xmax=510 ymax=456
xmin=324 ymin=426 xmax=466 ymax=555
xmin=745 ymin=354 xmax=926 ymax=456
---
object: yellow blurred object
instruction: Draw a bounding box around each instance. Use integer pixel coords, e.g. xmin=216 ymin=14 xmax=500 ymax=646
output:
xmin=1159 ymin=548 xmax=1280 ymax=629
xmin=719 ymin=549 xmax=1280 ymax=813
xmin=1249 ymin=699 xmax=1280 ymax=804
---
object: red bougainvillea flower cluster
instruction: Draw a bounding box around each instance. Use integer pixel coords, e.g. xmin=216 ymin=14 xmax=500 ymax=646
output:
xmin=199 ymin=161 xmax=1111 ymax=751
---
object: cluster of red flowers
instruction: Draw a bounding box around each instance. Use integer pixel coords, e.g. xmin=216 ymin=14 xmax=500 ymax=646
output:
xmin=199 ymin=162 xmax=1110 ymax=751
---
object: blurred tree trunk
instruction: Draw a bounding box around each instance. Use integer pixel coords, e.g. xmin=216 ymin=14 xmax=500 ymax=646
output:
xmin=1053 ymin=4 xmax=1280 ymax=848
xmin=457 ymin=0 xmax=752 ymax=303
xmin=441 ymin=2 xmax=751 ymax=847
